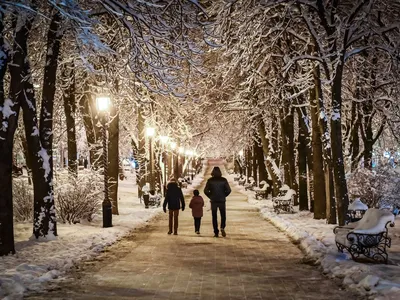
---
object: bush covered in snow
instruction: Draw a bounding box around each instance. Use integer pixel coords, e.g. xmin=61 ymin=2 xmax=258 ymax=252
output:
xmin=347 ymin=166 xmax=400 ymax=208
xmin=54 ymin=173 xmax=102 ymax=224
xmin=13 ymin=179 xmax=34 ymax=222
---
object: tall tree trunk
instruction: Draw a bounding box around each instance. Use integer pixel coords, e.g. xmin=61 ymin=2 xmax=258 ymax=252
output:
xmin=314 ymin=65 xmax=336 ymax=224
xmin=246 ymin=147 xmax=252 ymax=181
xmin=362 ymin=99 xmax=374 ymax=170
xmin=136 ymin=104 xmax=146 ymax=199
xmin=20 ymin=132 xmax=32 ymax=185
xmin=79 ymin=89 xmax=97 ymax=168
xmin=0 ymin=11 xmax=17 ymax=255
xmin=235 ymin=158 xmax=243 ymax=175
xmin=258 ymin=119 xmax=281 ymax=196
xmin=254 ymin=137 xmax=268 ymax=183
xmin=310 ymin=86 xmax=326 ymax=219
xmin=287 ymin=108 xmax=298 ymax=204
xmin=62 ymin=62 xmax=77 ymax=176
xmin=350 ymin=102 xmax=360 ymax=171
xmin=108 ymin=104 xmax=119 ymax=214
xmin=271 ymin=116 xmax=280 ymax=168
xmin=280 ymin=107 xmax=298 ymax=204
xmin=280 ymin=108 xmax=291 ymax=186
xmin=252 ymin=143 xmax=258 ymax=184
xmin=297 ymin=108 xmax=309 ymax=211
xmin=29 ymin=12 xmax=63 ymax=238
xmin=330 ymin=62 xmax=349 ymax=226
xmin=306 ymin=118 xmax=314 ymax=213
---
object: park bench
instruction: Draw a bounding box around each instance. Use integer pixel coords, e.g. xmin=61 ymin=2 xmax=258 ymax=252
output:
xmin=178 ymin=177 xmax=188 ymax=189
xmin=148 ymin=190 xmax=161 ymax=207
xmin=272 ymin=186 xmax=296 ymax=214
xmin=333 ymin=208 xmax=395 ymax=264
xmin=244 ymin=177 xmax=256 ymax=191
xmin=346 ymin=198 xmax=368 ymax=224
xmin=254 ymin=180 xmax=269 ymax=200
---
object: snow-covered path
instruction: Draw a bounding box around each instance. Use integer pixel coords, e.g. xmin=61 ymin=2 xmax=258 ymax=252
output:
xmin=26 ymin=163 xmax=359 ymax=300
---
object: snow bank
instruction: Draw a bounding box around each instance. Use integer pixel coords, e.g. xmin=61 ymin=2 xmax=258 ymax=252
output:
xmin=0 ymin=167 xmax=206 ymax=300
xmin=227 ymin=173 xmax=400 ymax=300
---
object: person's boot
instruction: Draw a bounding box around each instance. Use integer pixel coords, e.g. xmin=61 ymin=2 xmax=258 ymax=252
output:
xmin=168 ymin=231 xmax=172 ymax=235
xmin=174 ymin=232 xmax=178 ymax=235
xmin=221 ymin=229 xmax=226 ymax=237
xmin=214 ymin=233 xmax=219 ymax=238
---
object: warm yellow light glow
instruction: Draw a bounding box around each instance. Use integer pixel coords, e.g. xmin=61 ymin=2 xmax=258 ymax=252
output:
xmin=96 ymin=95 xmax=111 ymax=112
xmin=159 ymin=135 xmax=169 ymax=144
xmin=170 ymin=142 xmax=177 ymax=149
xmin=239 ymin=150 xmax=244 ymax=156
xmin=146 ymin=127 xmax=155 ymax=137
xmin=178 ymin=147 xmax=184 ymax=154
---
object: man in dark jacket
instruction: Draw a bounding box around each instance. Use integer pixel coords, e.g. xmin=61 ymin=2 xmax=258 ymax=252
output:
xmin=204 ymin=166 xmax=231 ymax=237
xmin=163 ymin=179 xmax=185 ymax=235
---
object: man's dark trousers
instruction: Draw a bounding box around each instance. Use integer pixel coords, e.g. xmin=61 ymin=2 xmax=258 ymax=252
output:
xmin=211 ymin=202 xmax=226 ymax=235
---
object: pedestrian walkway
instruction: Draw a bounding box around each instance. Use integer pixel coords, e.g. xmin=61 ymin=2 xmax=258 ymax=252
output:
xmin=27 ymin=164 xmax=359 ymax=300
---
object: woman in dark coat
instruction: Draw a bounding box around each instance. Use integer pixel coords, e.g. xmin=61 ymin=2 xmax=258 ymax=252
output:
xmin=163 ymin=179 xmax=185 ymax=235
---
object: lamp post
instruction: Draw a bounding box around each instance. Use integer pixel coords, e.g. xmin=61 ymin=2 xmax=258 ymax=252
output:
xmin=146 ymin=127 xmax=155 ymax=191
xmin=96 ymin=95 xmax=112 ymax=228
xmin=159 ymin=135 xmax=169 ymax=195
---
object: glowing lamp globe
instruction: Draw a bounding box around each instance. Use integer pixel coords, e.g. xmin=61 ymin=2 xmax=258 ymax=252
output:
xmin=96 ymin=96 xmax=111 ymax=112
xmin=146 ymin=127 xmax=155 ymax=137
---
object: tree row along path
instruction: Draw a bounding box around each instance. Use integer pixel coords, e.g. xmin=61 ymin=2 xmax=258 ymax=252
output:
xmin=27 ymin=163 xmax=360 ymax=300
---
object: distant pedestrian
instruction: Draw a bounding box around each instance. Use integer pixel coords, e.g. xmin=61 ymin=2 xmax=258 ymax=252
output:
xmin=204 ymin=166 xmax=231 ymax=237
xmin=163 ymin=178 xmax=185 ymax=235
xmin=189 ymin=190 xmax=205 ymax=234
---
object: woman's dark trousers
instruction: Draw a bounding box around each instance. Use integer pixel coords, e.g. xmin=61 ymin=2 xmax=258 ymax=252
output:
xmin=211 ymin=202 xmax=226 ymax=235
xmin=194 ymin=217 xmax=202 ymax=232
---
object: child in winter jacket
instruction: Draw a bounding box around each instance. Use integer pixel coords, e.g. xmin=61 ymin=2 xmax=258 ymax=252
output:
xmin=189 ymin=190 xmax=205 ymax=234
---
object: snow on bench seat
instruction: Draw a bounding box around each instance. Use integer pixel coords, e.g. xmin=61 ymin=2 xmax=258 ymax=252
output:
xmin=334 ymin=208 xmax=395 ymax=263
xmin=254 ymin=181 xmax=268 ymax=200
xmin=273 ymin=185 xmax=296 ymax=214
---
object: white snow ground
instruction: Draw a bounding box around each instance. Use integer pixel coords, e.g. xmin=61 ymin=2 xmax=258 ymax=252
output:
xmin=228 ymin=174 xmax=400 ymax=300
xmin=0 ymin=168 xmax=205 ymax=300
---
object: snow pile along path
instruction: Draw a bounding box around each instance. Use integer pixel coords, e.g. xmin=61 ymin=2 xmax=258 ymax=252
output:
xmin=0 ymin=167 xmax=205 ymax=300
xmin=227 ymin=174 xmax=400 ymax=300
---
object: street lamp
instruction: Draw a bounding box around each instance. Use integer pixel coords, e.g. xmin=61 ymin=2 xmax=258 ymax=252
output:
xmin=96 ymin=95 xmax=112 ymax=228
xmin=146 ymin=127 xmax=155 ymax=137
xmin=146 ymin=127 xmax=155 ymax=191
xmin=159 ymin=135 xmax=169 ymax=195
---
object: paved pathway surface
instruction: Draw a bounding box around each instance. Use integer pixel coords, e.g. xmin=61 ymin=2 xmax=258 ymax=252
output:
xmin=27 ymin=164 xmax=361 ymax=300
